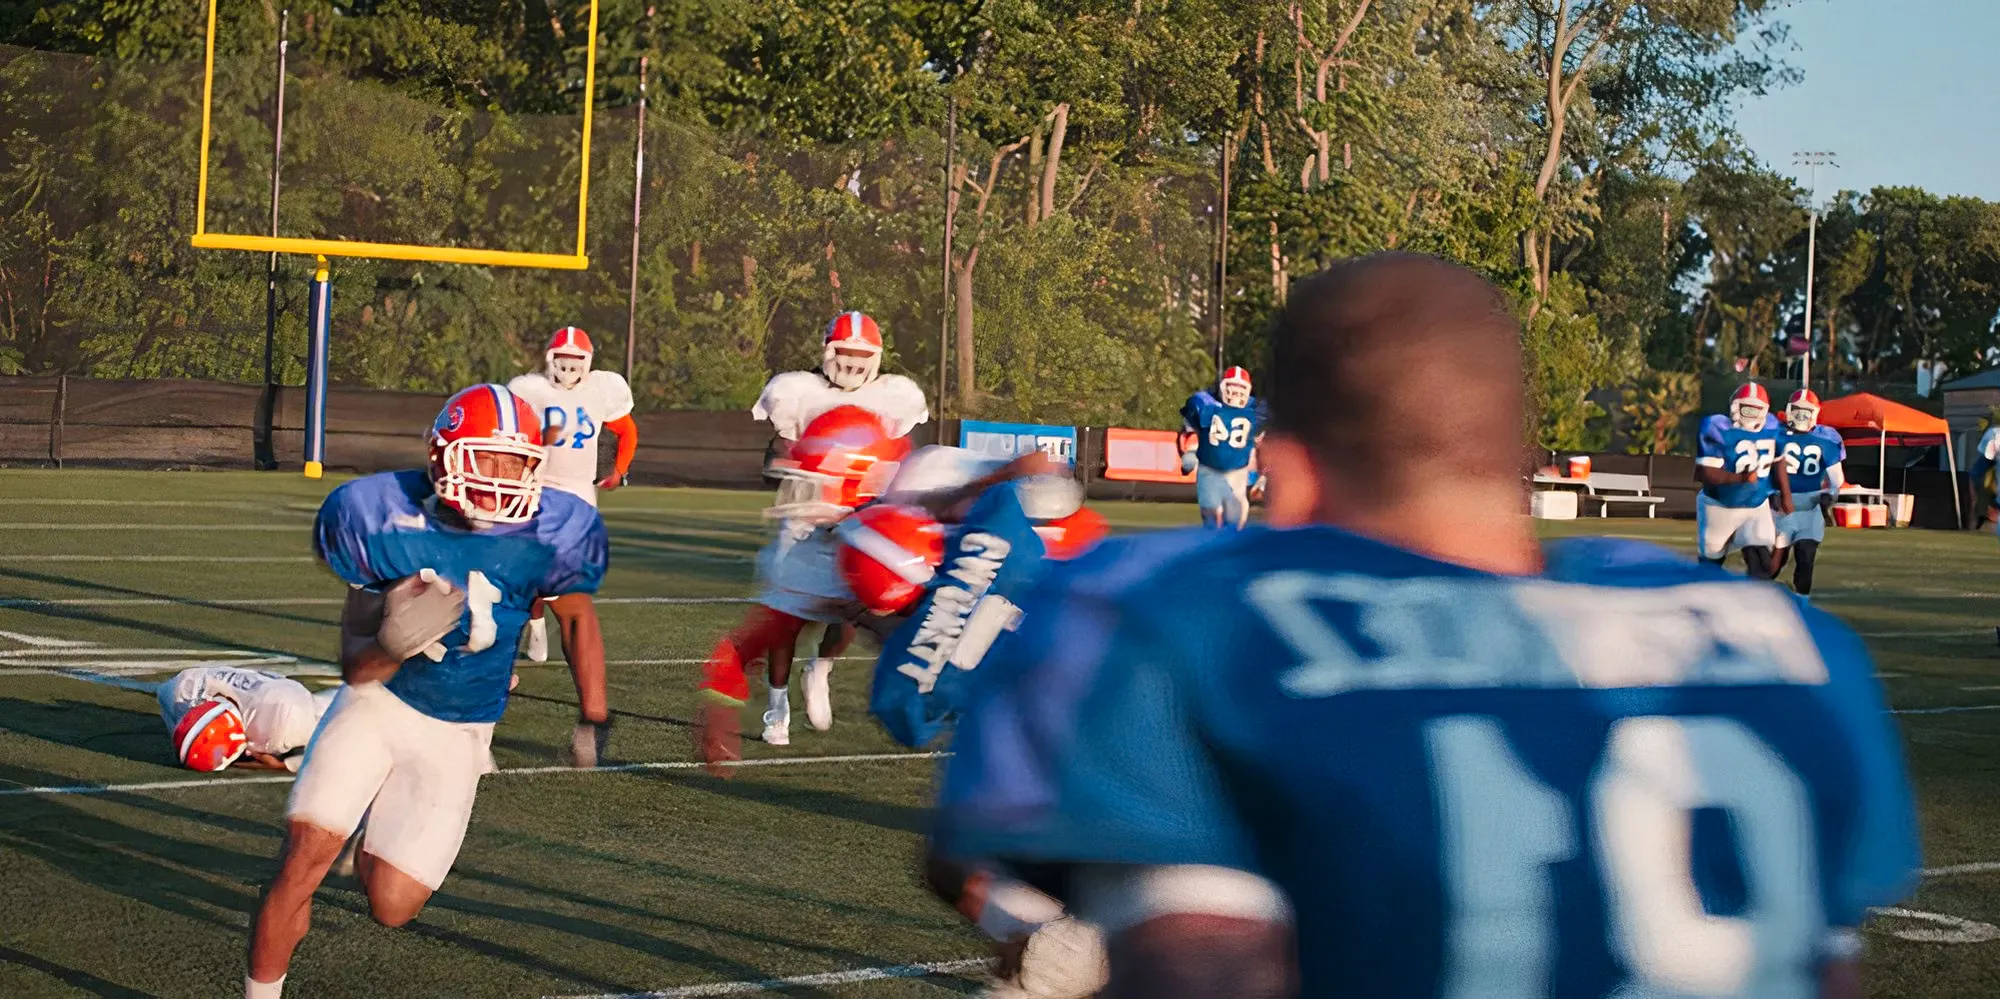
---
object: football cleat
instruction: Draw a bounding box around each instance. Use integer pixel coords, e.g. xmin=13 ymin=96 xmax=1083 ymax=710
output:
xmin=173 ymin=698 xmax=248 ymax=772
xmin=822 ymin=311 xmax=884 ymax=389
xmin=1729 ymin=382 xmax=1772 ymax=432
xmin=766 ymin=406 xmax=911 ymax=522
xmin=1219 ymin=365 xmax=1253 ymax=408
xmin=762 ymin=697 xmax=792 ymax=747
xmin=429 ymin=384 xmax=545 ymax=527
xmin=545 ymin=326 xmax=594 ymax=389
xmin=802 ymin=657 xmax=835 ymax=731
xmin=1786 ymin=388 xmax=1821 ymax=433
xmin=835 ymin=503 xmax=946 ymax=615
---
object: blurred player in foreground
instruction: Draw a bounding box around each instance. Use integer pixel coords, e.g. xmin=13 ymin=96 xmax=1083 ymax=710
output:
xmin=508 ymin=325 xmax=637 ymax=662
xmin=1179 ymin=366 xmax=1264 ymax=529
xmin=747 ymin=313 xmax=929 ymax=741
xmin=1695 ymin=382 xmax=1793 ymax=578
xmin=159 ymin=666 xmax=336 ymax=772
xmin=841 ymin=460 xmax=1111 ymax=998
xmin=244 ymin=384 xmax=609 ymax=999
xmin=936 ymin=253 xmax=1920 ymax=998
xmin=1772 ymin=389 xmax=1846 ymax=599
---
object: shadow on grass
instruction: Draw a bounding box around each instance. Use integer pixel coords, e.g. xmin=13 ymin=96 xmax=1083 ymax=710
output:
xmin=0 ymin=696 xmax=169 ymax=767
xmin=0 ymin=944 xmax=158 ymax=998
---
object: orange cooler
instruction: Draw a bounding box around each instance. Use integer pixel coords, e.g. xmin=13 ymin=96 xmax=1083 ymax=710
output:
xmin=1567 ymin=455 xmax=1591 ymax=479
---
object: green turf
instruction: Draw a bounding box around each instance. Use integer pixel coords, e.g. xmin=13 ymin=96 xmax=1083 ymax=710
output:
xmin=1 ymin=470 xmax=1997 ymax=997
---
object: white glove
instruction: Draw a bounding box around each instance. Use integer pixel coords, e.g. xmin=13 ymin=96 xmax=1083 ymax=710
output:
xmin=377 ymin=569 xmax=464 ymax=662
xmin=1180 ymin=451 xmax=1198 ymax=475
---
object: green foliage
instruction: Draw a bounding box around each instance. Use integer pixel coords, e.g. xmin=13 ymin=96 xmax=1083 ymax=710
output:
xmin=1619 ymin=369 xmax=1701 ymax=455
xmin=1519 ymin=273 xmax=1613 ymax=451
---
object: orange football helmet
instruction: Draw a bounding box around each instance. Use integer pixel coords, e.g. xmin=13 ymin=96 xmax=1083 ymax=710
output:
xmin=173 ymin=699 xmax=247 ymax=772
xmin=767 ymin=405 xmax=910 ymax=522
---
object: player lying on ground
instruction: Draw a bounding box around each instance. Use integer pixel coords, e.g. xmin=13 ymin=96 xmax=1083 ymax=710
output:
xmin=160 ymin=665 xmax=337 ymax=772
xmin=1695 ymin=381 xmax=1794 ymax=579
xmin=508 ymin=325 xmax=637 ymax=664
xmin=243 ymin=384 xmax=610 ymax=999
xmin=751 ymin=310 xmax=930 ymax=739
xmin=934 ymin=253 xmax=1919 ymax=998
xmin=1771 ymin=389 xmax=1846 ymax=599
xmin=1179 ymin=366 xmax=1265 ymax=529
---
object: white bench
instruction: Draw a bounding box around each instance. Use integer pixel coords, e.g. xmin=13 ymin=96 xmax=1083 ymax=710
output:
xmin=1583 ymin=472 xmax=1664 ymax=518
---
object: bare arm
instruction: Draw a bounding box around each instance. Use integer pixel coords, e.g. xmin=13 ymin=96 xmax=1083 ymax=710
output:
xmin=1104 ymin=914 xmax=1295 ymax=999
xmin=1693 ymin=464 xmax=1751 ymax=489
xmin=548 ymin=593 xmax=608 ymax=722
xmin=1775 ymin=457 xmax=1795 ymax=515
xmin=338 ymin=587 xmax=404 ymax=686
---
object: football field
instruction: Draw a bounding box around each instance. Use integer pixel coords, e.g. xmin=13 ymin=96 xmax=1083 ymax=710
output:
xmin=1 ymin=470 xmax=1997 ymax=997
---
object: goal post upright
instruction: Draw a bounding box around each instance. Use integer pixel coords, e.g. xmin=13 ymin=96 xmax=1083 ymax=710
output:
xmin=189 ymin=0 xmax=602 ymax=476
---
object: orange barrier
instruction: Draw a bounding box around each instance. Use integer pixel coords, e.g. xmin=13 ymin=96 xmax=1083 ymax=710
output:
xmin=1103 ymin=427 xmax=1195 ymax=483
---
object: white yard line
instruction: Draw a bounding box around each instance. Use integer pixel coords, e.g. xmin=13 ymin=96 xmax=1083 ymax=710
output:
xmin=1921 ymin=861 xmax=2000 ymax=878
xmin=544 ymin=959 xmax=988 ymax=999
xmin=0 ymin=630 xmax=95 ymax=647
xmin=1890 ymin=704 xmax=2000 ymax=716
xmin=0 ymin=751 xmax=946 ymax=797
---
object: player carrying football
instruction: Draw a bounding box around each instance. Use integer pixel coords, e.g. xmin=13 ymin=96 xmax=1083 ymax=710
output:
xmin=508 ymin=325 xmax=637 ymax=665
xmin=1695 ymin=382 xmax=1794 ymax=578
xmin=1178 ymin=366 xmax=1264 ymax=529
xmin=745 ymin=311 xmax=929 ymax=741
xmin=243 ymin=384 xmax=609 ymax=999
xmin=935 ymin=253 xmax=1919 ymax=997
xmin=1773 ymin=389 xmax=1846 ymax=598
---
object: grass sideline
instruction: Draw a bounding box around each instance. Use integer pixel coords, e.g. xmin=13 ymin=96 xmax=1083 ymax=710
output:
xmin=0 ymin=469 xmax=1996 ymax=997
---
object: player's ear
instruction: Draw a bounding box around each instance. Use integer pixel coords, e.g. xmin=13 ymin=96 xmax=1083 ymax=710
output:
xmin=1259 ymin=433 xmax=1320 ymax=528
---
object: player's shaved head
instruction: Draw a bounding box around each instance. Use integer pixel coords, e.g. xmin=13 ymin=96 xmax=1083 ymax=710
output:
xmin=1266 ymin=252 xmax=1526 ymax=510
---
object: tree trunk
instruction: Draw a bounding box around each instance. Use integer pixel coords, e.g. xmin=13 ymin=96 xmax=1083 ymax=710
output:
xmin=955 ymin=248 xmax=978 ymax=413
xmin=1025 ymin=128 xmax=1043 ymax=227
xmin=1040 ymin=104 xmax=1069 ymax=222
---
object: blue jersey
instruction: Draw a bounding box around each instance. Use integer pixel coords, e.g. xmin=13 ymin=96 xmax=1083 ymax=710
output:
xmin=938 ymin=527 xmax=1919 ymax=999
xmin=1697 ymin=413 xmax=1783 ymax=508
xmin=314 ymin=471 xmax=609 ymax=723
xmin=1781 ymin=426 xmax=1845 ymax=495
xmin=1180 ymin=391 xmax=1264 ymax=472
xmin=870 ymin=481 xmax=1051 ymax=748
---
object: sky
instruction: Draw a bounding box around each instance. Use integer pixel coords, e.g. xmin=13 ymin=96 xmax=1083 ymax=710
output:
xmin=1733 ymin=0 xmax=2000 ymax=204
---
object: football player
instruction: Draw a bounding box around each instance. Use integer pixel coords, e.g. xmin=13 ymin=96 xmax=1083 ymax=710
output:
xmin=507 ymin=326 xmax=637 ymax=662
xmin=751 ymin=311 xmax=930 ymax=731
xmin=159 ymin=666 xmax=336 ymax=771
xmin=1772 ymin=389 xmax=1847 ymax=598
xmin=1694 ymin=382 xmax=1793 ymax=578
xmin=838 ymin=458 xmax=1112 ymax=999
xmin=244 ymin=384 xmax=609 ymax=999
xmin=1178 ymin=366 xmax=1264 ymax=529
xmin=934 ymin=254 xmax=1919 ymax=998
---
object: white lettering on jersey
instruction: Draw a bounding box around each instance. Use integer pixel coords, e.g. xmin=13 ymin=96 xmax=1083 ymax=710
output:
xmin=506 ymin=370 xmax=634 ymax=504
xmin=1246 ymin=574 xmax=1826 ymax=699
xmin=753 ymin=370 xmax=930 ymax=440
xmin=895 ymin=533 xmax=1012 ymax=693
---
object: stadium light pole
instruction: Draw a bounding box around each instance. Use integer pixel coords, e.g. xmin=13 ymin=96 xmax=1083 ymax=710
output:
xmin=938 ymin=95 xmax=957 ymax=426
xmin=255 ymin=9 xmax=289 ymax=471
xmin=1793 ymin=150 xmax=1837 ymax=391
xmin=624 ymin=51 xmax=648 ymax=383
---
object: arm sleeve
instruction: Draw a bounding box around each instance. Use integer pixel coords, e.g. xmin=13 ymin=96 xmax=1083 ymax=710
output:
xmin=542 ymin=511 xmax=610 ymax=596
xmin=935 ymin=562 xmax=1256 ymax=874
xmin=313 ymin=487 xmax=384 ymax=590
xmin=1695 ymin=416 xmax=1727 ymax=468
xmin=605 ymin=414 xmax=639 ymax=477
xmin=596 ymin=372 xmax=635 ymax=422
xmin=882 ymin=377 xmax=931 ymax=438
xmin=1982 ymin=430 xmax=2000 ymax=463
xmin=1807 ymin=613 xmax=1922 ymax=926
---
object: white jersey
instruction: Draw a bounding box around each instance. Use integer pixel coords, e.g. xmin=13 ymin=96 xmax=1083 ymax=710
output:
xmin=753 ymin=370 xmax=929 ymax=440
xmin=158 ymin=666 xmax=327 ymax=761
xmin=508 ymin=370 xmax=635 ymax=506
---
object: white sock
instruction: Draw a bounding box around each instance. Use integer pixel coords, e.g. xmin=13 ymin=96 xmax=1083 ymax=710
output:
xmin=246 ymin=974 xmax=285 ymax=999
xmin=811 ymin=657 xmax=833 ymax=672
xmin=768 ymin=685 xmax=789 ymax=713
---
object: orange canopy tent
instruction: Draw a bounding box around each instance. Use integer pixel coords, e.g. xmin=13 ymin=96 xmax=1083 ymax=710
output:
xmin=1813 ymin=392 xmax=1961 ymax=526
